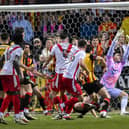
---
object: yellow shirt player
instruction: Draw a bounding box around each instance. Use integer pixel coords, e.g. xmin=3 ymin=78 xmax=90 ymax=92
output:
xmin=0 ymin=32 xmax=10 ymax=69
xmin=0 ymin=32 xmax=10 ymax=106
xmin=83 ymin=53 xmax=96 ymax=83
xmin=81 ymin=45 xmax=106 ymax=84
xmin=0 ymin=45 xmax=9 ymax=57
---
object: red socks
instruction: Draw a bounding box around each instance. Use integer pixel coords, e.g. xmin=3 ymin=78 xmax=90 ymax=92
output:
xmin=53 ymin=96 xmax=61 ymax=104
xmin=64 ymin=97 xmax=79 ymax=114
xmin=0 ymin=95 xmax=20 ymax=114
xmin=61 ymin=94 xmax=68 ymax=102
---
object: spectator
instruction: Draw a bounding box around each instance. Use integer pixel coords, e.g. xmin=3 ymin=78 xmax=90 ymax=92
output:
xmin=91 ymin=36 xmax=103 ymax=56
xmin=71 ymin=35 xmax=78 ymax=47
xmin=33 ymin=38 xmax=43 ymax=63
xmin=41 ymin=38 xmax=53 ymax=65
xmin=99 ymin=31 xmax=112 ymax=55
xmin=80 ymin=11 xmax=98 ymax=40
xmin=98 ymin=12 xmax=117 ymax=41
xmin=12 ymin=12 xmax=34 ymax=42
xmin=42 ymin=13 xmax=63 ymax=38
xmin=91 ymin=36 xmax=104 ymax=79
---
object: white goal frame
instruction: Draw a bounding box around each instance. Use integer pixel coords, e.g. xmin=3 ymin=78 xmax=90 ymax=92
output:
xmin=0 ymin=2 xmax=129 ymax=12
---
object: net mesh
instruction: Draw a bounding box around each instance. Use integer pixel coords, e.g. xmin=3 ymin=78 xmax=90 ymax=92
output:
xmin=0 ymin=2 xmax=129 ymax=109
xmin=0 ymin=10 xmax=128 ymax=40
xmin=0 ymin=3 xmax=129 ymax=39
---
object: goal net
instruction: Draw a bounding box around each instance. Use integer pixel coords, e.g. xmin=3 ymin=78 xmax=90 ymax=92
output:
xmin=0 ymin=2 xmax=129 ymax=40
xmin=0 ymin=2 xmax=129 ymax=109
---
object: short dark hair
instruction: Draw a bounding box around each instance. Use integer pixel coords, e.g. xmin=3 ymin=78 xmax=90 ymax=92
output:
xmin=78 ymin=39 xmax=86 ymax=48
xmin=86 ymin=45 xmax=92 ymax=53
xmin=0 ymin=32 xmax=9 ymax=41
xmin=92 ymin=36 xmax=99 ymax=40
xmin=60 ymin=31 xmax=68 ymax=40
xmin=14 ymin=27 xmax=24 ymax=34
xmin=113 ymin=47 xmax=123 ymax=56
xmin=13 ymin=28 xmax=24 ymax=46
xmin=13 ymin=33 xmax=23 ymax=44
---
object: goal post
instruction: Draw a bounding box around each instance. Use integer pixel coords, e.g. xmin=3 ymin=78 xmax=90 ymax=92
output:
xmin=0 ymin=2 xmax=129 ymax=12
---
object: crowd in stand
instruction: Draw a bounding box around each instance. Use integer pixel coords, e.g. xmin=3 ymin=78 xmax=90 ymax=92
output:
xmin=0 ymin=9 xmax=128 ymax=43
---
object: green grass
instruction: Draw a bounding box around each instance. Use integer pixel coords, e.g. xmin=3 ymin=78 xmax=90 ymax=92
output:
xmin=1 ymin=112 xmax=129 ymax=129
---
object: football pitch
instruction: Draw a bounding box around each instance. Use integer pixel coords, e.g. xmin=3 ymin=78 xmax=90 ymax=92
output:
xmin=0 ymin=112 xmax=129 ymax=129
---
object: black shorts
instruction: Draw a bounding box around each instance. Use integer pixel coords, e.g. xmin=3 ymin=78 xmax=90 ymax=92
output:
xmin=83 ymin=80 xmax=103 ymax=95
xmin=21 ymin=77 xmax=37 ymax=88
xmin=20 ymin=77 xmax=29 ymax=85
xmin=0 ymin=79 xmax=3 ymax=91
xmin=29 ymin=80 xmax=38 ymax=89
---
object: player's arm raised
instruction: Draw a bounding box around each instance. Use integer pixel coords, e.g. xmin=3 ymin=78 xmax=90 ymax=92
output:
xmin=107 ymin=29 xmax=123 ymax=57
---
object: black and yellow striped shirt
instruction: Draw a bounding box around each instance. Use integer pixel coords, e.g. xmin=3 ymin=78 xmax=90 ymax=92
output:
xmin=0 ymin=44 xmax=9 ymax=57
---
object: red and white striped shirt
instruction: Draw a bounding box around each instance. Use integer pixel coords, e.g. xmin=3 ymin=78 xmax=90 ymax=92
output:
xmin=63 ymin=50 xmax=86 ymax=80
xmin=51 ymin=42 xmax=78 ymax=74
xmin=0 ymin=44 xmax=23 ymax=75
